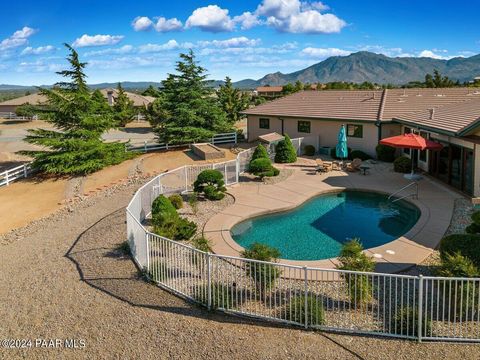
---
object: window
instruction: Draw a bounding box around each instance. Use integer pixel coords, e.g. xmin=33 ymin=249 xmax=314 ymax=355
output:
xmin=346 ymin=124 xmax=363 ymax=138
xmin=297 ymin=120 xmax=311 ymax=133
xmin=259 ymin=118 xmax=270 ymax=129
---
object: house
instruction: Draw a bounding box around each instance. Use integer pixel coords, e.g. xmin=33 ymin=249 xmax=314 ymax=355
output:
xmin=254 ymin=86 xmax=284 ymax=99
xmin=0 ymin=89 xmax=155 ymax=116
xmin=243 ymin=87 xmax=480 ymax=196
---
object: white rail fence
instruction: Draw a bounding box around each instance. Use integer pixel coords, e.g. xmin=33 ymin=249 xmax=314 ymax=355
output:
xmin=126 ymin=132 xmax=238 ymax=153
xmin=0 ymin=112 xmax=37 ymax=121
xmin=0 ymin=163 xmax=32 ymax=187
xmin=126 ymin=140 xmax=480 ymax=342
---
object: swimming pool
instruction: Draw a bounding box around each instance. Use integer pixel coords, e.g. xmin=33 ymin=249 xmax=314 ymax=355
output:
xmin=231 ymin=190 xmax=420 ymax=261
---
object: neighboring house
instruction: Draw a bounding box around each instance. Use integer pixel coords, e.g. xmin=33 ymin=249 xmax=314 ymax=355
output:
xmin=243 ymin=87 xmax=480 ymax=196
xmin=254 ymin=86 xmax=284 ymax=99
xmin=0 ymin=89 xmax=155 ymax=116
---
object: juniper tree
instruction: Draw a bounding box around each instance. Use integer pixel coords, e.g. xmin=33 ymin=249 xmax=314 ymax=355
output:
xmin=216 ymin=76 xmax=250 ymax=125
xmin=21 ymin=43 xmax=133 ymax=176
xmin=113 ymin=83 xmax=135 ymax=127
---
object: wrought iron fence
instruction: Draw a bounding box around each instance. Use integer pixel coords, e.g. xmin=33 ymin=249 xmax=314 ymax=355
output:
xmin=126 ymin=140 xmax=480 ymax=342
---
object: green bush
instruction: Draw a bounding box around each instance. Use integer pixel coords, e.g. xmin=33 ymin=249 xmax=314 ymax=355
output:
xmin=192 ymin=236 xmax=212 ymax=252
xmin=437 ymin=252 xmax=479 ymax=278
xmin=251 ymin=144 xmax=269 ymax=161
xmin=439 ymin=234 xmax=480 ymax=268
xmin=393 ymin=156 xmax=412 ymax=173
xmin=168 ymin=194 xmax=183 ymax=209
xmin=336 ymin=239 xmax=375 ymax=307
xmin=151 ymin=194 xmax=197 ymax=240
xmin=152 ymin=195 xmax=178 ymax=226
xmin=285 ymin=295 xmax=325 ymax=326
xmin=173 ymin=218 xmax=197 ymax=241
xmin=193 ymin=169 xmax=226 ymax=201
xmin=350 ymin=150 xmax=371 ymax=161
xmin=376 ymin=144 xmax=396 ymax=162
xmin=303 ymin=144 xmax=316 ymax=156
xmin=330 ymin=146 xmax=353 ymax=160
xmin=242 ymin=243 xmax=281 ymax=297
xmin=275 ymin=134 xmax=297 ymax=163
xmin=391 ymin=307 xmax=432 ymax=337
xmin=466 ymin=211 xmax=480 ymax=234
xmin=248 ymin=158 xmax=279 ymax=178
xmin=188 ymin=192 xmax=199 ymax=215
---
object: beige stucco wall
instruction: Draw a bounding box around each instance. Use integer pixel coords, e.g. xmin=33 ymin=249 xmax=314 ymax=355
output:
xmin=247 ymin=115 xmax=380 ymax=156
xmin=0 ymin=105 xmax=18 ymax=113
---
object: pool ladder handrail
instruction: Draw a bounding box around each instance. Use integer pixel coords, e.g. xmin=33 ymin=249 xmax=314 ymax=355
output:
xmin=388 ymin=182 xmax=418 ymax=203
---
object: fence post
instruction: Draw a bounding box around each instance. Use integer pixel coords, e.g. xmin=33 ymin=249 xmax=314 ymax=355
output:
xmin=207 ymin=252 xmax=212 ymax=310
xmin=304 ymin=266 xmax=308 ymax=329
xmin=5 ymin=171 xmax=9 ymax=186
xmin=144 ymin=140 xmax=147 ymax=153
xmin=234 ymin=132 xmax=238 ymax=144
xmin=166 ymin=143 xmax=169 ymax=150
xmin=23 ymin=164 xmax=28 ymax=178
xmin=145 ymin=231 xmax=150 ymax=274
xmin=417 ymin=275 xmax=423 ymax=342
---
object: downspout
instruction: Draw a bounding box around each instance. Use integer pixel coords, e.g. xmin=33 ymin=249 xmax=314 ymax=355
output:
xmin=279 ymin=118 xmax=284 ymax=135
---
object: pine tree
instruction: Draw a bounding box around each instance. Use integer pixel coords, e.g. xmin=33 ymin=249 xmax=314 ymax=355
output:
xmin=113 ymin=83 xmax=135 ymax=127
xmin=216 ymin=76 xmax=250 ymax=125
xmin=21 ymin=44 xmax=133 ymax=176
xmin=142 ymin=85 xmax=160 ymax=97
xmin=150 ymin=50 xmax=232 ymax=144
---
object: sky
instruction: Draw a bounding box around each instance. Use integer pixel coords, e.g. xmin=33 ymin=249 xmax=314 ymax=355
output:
xmin=1 ymin=0 xmax=479 ymax=85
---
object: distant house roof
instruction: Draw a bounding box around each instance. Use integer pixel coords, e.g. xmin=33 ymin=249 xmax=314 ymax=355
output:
xmin=243 ymin=87 xmax=480 ymax=134
xmin=256 ymin=86 xmax=283 ymax=93
xmin=0 ymin=89 xmax=156 ymax=107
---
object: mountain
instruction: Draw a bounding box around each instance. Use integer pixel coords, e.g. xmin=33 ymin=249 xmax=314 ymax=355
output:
xmin=232 ymin=51 xmax=480 ymax=88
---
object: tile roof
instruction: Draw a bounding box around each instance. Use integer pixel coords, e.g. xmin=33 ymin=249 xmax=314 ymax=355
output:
xmin=100 ymin=88 xmax=155 ymax=107
xmin=0 ymin=93 xmax=48 ymax=106
xmin=243 ymin=88 xmax=480 ymax=134
xmin=256 ymin=86 xmax=283 ymax=92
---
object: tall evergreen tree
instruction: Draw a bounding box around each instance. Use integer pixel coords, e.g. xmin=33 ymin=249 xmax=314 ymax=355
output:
xmin=150 ymin=50 xmax=232 ymax=144
xmin=113 ymin=83 xmax=135 ymax=127
xmin=141 ymin=85 xmax=160 ymax=97
xmin=22 ymin=44 xmax=133 ymax=175
xmin=216 ymin=76 xmax=250 ymax=125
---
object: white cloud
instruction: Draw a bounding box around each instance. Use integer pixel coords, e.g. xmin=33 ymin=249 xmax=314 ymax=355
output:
xmin=21 ymin=45 xmax=56 ymax=56
xmin=132 ymin=16 xmax=153 ymax=31
xmin=17 ymin=60 xmax=63 ymax=73
xmin=84 ymin=45 xmax=134 ymax=57
xmin=154 ymin=17 xmax=183 ymax=32
xmin=418 ymin=50 xmax=451 ymax=60
xmin=256 ymin=0 xmax=346 ymax=34
xmin=198 ymin=37 xmax=261 ymax=48
xmin=301 ymin=47 xmax=351 ymax=58
xmin=138 ymin=40 xmax=180 ymax=53
xmin=0 ymin=26 xmax=37 ymax=51
xmin=358 ymin=45 xmax=413 ymax=57
xmin=186 ymin=5 xmax=235 ymax=32
xmin=233 ymin=12 xmax=262 ymax=30
xmin=73 ymin=34 xmax=124 ymax=47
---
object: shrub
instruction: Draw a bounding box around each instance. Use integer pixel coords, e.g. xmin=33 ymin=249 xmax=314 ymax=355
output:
xmin=391 ymin=307 xmax=432 ymax=337
xmin=188 ymin=192 xmax=199 ymax=215
xmin=330 ymin=146 xmax=352 ymax=160
xmin=350 ymin=150 xmax=371 ymax=161
xmin=192 ymin=236 xmax=212 ymax=252
xmin=173 ymin=218 xmax=197 ymax=241
xmin=437 ymin=252 xmax=479 ymax=278
xmin=196 ymin=283 xmax=237 ymax=310
xmin=152 ymin=195 xmax=178 ymax=226
xmin=376 ymin=144 xmax=396 ymax=162
xmin=466 ymin=211 xmax=480 ymax=234
xmin=251 ymin=144 xmax=269 ymax=161
xmin=303 ymin=144 xmax=316 ymax=156
xmin=193 ymin=169 xmax=226 ymax=201
xmin=439 ymin=233 xmax=480 ymax=268
xmin=151 ymin=194 xmax=196 ymax=240
xmin=168 ymin=194 xmax=183 ymax=209
xmin=393 ymin=156 xmax=412 ymax=173
xmin=285 ymin=295 xmax=325 ymax=326
xmin=242 ymin=243 xmax=282 ymax=297
xmin=249 ymin=158 xmax=279 ymax=178
xmin=274 ymin=134 xmax=297 ymax=163
xmin=336 ymin=239 xmax=375 ymax=307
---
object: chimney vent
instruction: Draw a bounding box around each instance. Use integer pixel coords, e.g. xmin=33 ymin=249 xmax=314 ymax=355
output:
xmin=107 ymin=90 xmax=114 ymax=106
xmin=429 ymin=108 xmax=435 ymax=120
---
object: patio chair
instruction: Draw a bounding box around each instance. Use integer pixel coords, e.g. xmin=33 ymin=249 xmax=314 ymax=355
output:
xmin=346 ymin=158 xmax=362 ymax=172
xmin=315 ymin=158 xmax=333 ymax=173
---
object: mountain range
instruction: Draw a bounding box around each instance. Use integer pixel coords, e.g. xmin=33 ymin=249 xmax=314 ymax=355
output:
xmin=2 ymin=51 xmax=480 ymax=91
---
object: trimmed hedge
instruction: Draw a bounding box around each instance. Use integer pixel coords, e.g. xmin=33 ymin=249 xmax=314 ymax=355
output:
xmin=285 ymin=295 xmax=325 ymax=326
xmin=151 ymin=195 xmax=197 ymax=240
xmin=350 ymin=150 xmax=371 ymax=161
xmin=393 ymin=156 xmax=412 ymax=173
xmin=251 ymin=144 xmax=269 ymax=161
xmin=437 ymin=252 xmax=479 ymax=278
xmin=439 ymin=233 xmax=480 ymax=268
xmin=274 ymin=134 xmax=297 ymax=163
xmin=193 ymin=169 xmax=226 ymax=201
xmin=466 ymin=211 xmax=480 ymax=234
xmin=376 ymin=144 xmax=396 ymax=162
xmin=303 ymin=144 xmax=316 ymax=156
xmin=249 ymin=158 xmax=279 ymax=178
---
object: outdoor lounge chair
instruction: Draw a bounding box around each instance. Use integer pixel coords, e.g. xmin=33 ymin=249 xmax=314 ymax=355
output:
xmin=315 ymin=159 xmax=333 ymax=173
xmin=346 ymin=158 xmax=362 ymax=172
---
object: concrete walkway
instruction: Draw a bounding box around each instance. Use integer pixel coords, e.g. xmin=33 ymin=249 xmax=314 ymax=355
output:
xmin=204 ymin=158 xmax=462 ymax=273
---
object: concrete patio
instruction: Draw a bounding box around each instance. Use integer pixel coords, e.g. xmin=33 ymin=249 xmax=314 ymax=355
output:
xmin=203 ymin=157 xmax=463 ymax=273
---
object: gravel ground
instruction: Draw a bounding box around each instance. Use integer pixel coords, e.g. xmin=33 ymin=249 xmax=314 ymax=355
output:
xmin=1 ymin=181 xmax=480 ymax=359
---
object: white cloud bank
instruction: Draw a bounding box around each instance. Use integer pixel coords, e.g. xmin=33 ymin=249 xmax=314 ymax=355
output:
xmin=73 ymin=34 xmax=124 ymax=47
xmin=185 ymin=5 xmax=235 ymax=32
xmin=132 ymin=16 xmax=183 ymax=32
xmin=301 ymin=47 xmax=351 ymax=58
xmin=21 ymin=45 xmax=56 ymax=56
xmin=0 ymin=27 xmax=37 ymax=51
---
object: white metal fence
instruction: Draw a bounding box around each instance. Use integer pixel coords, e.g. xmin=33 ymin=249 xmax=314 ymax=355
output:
xmin=126 ymin=139 xmax=480 ymax=342
xmin=0 ymin=112 xmax=37 ymax=121
xmin=126 ymin=132 xmax=238 ymax=153
xmin=0 ymin=163 xmax=32 ymax=187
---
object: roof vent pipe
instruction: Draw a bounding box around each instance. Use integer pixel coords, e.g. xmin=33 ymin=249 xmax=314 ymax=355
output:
xmin=429 ymin=108 xmax=435 ymax=120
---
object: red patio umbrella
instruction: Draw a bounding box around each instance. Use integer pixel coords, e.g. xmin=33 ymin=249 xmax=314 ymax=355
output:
xmin=380 ymin=133 xmax=443 ymax=179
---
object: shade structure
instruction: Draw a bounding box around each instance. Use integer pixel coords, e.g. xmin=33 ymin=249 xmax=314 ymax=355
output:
xmin=379 ymin=133 xmax=443 ymax=180
xmin=379 ymin=133 xmax=443 ymax=151
xmin=335 ymin=125 xmax=348 ymax=160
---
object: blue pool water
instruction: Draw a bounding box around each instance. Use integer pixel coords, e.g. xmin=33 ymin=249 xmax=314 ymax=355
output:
xmin=231 ymin=190 xmax=420 ymax=260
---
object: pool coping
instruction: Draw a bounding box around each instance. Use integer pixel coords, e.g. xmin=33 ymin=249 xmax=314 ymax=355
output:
xmin=203 ymin=163 xmax=459 ymax=274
